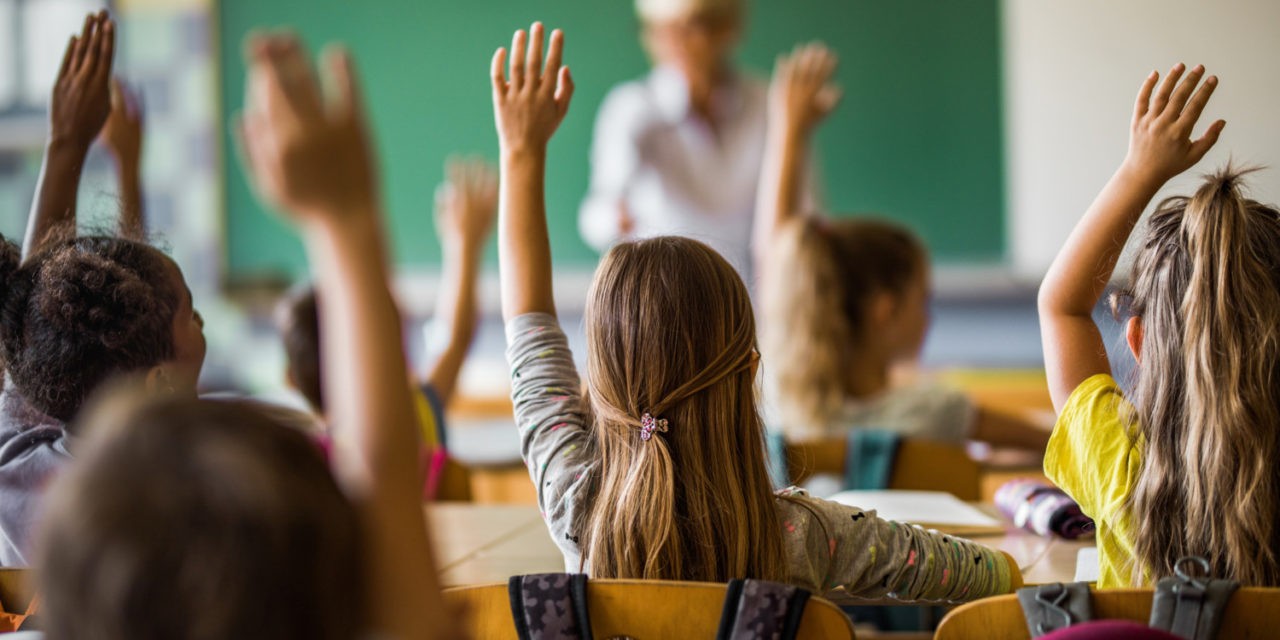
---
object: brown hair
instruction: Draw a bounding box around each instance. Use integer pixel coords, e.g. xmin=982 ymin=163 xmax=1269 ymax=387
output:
xmin=36 ymin=395 xmax=365 ymax=640
xmin=1123 ymin=168 xmax=1280 ymax=585
xmin=0 ymin=232 xmax=181 ymax=422
xmin=761 ymin=216 xmax=926 ymax=435
xmin=276 ymin=285 xmax=324 ymax=412
xmin=582 ymin=236 xmax=786 ymax=582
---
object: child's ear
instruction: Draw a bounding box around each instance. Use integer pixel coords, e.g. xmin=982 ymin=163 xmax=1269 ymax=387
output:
xmin=1126 ymin=316 xmax=1144 ymax=364
xmin=144 ymin=366 xmax=175 ymax=395
xmin=870 ymin=290 xmax=897 ymax=328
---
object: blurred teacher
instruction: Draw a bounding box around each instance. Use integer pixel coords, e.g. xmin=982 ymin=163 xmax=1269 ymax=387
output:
xmin=579 ymin=0 xmax=796 ymax=279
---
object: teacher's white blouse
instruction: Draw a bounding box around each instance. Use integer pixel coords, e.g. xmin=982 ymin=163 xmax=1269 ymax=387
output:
xmin=579 ymin=65 xmax=808 ymax=281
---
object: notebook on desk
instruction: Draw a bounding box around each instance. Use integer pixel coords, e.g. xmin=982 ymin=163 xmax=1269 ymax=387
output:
xmin=1074 ymin=547 xmax=1100 ymax=583
xmin=827 ymin=490 xmax=1007 ymax=536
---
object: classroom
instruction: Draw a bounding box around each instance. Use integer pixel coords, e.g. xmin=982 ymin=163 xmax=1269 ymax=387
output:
xmin=0 ymin=0 xmax=1278 ymax=638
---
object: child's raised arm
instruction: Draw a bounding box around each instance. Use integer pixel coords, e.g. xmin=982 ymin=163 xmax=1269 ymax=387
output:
xmin=754 ymin=42 xmax=839 ymax=269
xmin=236 ymin=34 xmax=452 ymax=640
xmin=1038 ymin=64 xmax=1223 ymax=411
xmin=426 ymin=157 xmax=497 ymax=403
xmin=99 ymin=78 xmax=146 ymax=239
xmin=491 ymin=22 xmax=574 ymax=322
xmin=25 ymin=11 xmax=114 ymax=258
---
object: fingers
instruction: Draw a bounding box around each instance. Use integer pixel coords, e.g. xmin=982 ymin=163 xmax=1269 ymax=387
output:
xmin=69 ymin=14 xmax=93 ymax=74
xmin=1177 ymin=73 xmax=1218 ymax=130
xmin=257 ymin=33 xmax=323 ymax=122
xmin=555 ymin=66 xmax=575 ymax=117
xmin=1149 ymin=62 xmax=1185 ymax=116
xmin=322 ymin=45 xmax=364 ymax=121
xmin=526 ymin=23 xmax=544 ymax=88
xmin=815 ymin=85 xmax=842 ymax=114
xmin=509 ymin=29 xmax=527 ymax=90
xmin=542 ymin=29 xmax=564 ymax=88
xmin=57 ymin=35 xmax=77 ymax=81
xmin=1162 ymin=64 xmax=1204 ymax=119
xmin=1133 ymin=70 xmax=1158 ymax=119
xmin=1188 ymin=119 xmax=1226 ymax=163
xmin=89 ymin=15 xmax=115 ymax=86
xmin=491 ymin=47 xmax=508 ymax=94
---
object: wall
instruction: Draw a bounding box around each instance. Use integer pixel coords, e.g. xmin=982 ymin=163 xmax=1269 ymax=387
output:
xmin=1003 ymin=0 xmax=1280 ymax=278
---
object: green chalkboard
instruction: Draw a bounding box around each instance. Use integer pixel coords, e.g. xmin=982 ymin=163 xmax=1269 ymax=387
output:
xmin=218 ymin=1 xmax=1004 ymax=281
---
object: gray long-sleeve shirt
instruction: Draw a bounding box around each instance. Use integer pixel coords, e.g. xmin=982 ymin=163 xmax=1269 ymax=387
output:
xmin=505 ymin=312 xmax=1013 ymax=601
xmin=0 ymin=388 xmax=69 ymax=567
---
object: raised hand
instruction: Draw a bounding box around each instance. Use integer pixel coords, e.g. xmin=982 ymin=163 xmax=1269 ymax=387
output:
xmin=99 ymin=78 xmax=144 ymax=164
xmin=50 ymin=11 xmax=115 ymax=152
xmin=1124 ymin=63 xmax=1225 ymax=183
xmin=237 ymin=34 xmax=377 ymax=226
xmin=491 ymin=22 xmax=575 ymax=156
xmin=435 ymin=156 xmax=498 ymax=252
xmin=769 ymin=42 xmax=841 ymax=138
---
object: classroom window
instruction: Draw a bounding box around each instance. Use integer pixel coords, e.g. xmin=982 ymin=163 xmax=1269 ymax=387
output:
xmin=0 ymin=0 xmax=107 ymax=114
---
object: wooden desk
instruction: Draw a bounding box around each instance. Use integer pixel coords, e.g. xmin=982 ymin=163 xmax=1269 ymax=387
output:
xmin=427 ymin=502 xmax=1094 ymax=593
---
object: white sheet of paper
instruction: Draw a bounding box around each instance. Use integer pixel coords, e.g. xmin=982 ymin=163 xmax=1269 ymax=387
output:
xmin=827 ymin=490 xmax=1002 ymax=528
xmin=1074 ymin=547 xmax=1100 ymax=583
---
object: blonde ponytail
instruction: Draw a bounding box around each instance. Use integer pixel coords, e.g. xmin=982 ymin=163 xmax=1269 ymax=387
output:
xmin=1127 ymin=167 xmax=1280 ymax=585
xmin=762 ymin=217 xmax=925 ymax=437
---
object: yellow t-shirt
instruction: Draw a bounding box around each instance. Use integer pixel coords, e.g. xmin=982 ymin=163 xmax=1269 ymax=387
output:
xmin=1044 ymin=373 xmax=1143 ymax=588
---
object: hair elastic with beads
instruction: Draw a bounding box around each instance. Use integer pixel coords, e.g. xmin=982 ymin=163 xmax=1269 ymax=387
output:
xmin=639 ymin=412 xmax=669 ymax=441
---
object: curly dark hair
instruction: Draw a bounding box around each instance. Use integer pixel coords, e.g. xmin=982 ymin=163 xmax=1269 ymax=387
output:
xmin=0 ymin=234 xmax=180 ymax=422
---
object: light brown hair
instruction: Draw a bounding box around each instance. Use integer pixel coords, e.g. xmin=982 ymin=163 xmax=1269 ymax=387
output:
xmin=276 ymin=285 xmax=324 ymax=412
xmin=761 ymin=216 xmax=926 ymax=436
xmin=582 ymin=236 xmax=786 ymax=582
xmin=1123 ymin=168 xmax=1280 ymax=585
xmin=36 ymin=395 xmax=365 ymax=640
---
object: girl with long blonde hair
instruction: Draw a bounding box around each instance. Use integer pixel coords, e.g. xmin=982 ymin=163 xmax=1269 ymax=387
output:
xmin=1039 ymin=63 xmax=1280 ymax=586
xmin=491 ymin=23 xmax=1017 ymax=598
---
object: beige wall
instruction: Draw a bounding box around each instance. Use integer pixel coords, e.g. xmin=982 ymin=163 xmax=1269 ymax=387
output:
xmin=1003 ymin=0 xmax=1280 ymax=277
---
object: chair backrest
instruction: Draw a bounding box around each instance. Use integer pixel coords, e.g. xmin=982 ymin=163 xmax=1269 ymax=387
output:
xmin=785 ymin=437 xmax=982 ymax=501
xmin=0 ymin=568 xmax=32 ymax=612
xmin=443 ymin=579 xmax=856 ymax=639
xmin=935 ymin=588 xmax=1280 ymax=640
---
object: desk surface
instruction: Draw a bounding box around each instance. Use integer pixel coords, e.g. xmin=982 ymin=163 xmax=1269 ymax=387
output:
xmin=427 ymin=502 xmax=1092 ymax=595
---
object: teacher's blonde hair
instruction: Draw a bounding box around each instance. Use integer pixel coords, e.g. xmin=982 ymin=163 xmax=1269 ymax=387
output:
xmin=635 ymin=0 xmax=743 ymax=23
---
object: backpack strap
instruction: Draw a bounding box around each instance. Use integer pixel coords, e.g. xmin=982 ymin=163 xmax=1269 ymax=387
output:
xmin=1149 ymin=557 xmax=1239 ymax=640
xmin=508 ymin=573 xmax=593 ymax=640
xmin=715 ymin=578 xmax=811 ymax=640
xmin=1016 ymin=582 xmax=1094 ymax=637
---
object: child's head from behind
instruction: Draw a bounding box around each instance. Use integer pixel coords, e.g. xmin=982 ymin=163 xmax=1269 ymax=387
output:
xmin=0 ymin=234 xmax=205 ymax=422
xmin=1123 ymin=169 xmax=1280 ymax=585
xmin=36 ymin=394 xmax=364 ymax=640
xmin=762 ymin=217 xmax=928 ymax=432
xmin=583 ymin=235 xmax=784 ymax=582
xmin=276 ymin=285 xmax=324 ymax=413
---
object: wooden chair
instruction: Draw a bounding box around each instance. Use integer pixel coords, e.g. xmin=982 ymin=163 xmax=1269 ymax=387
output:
xmin=444 ymin=579 xmax=856 ymax=639
xmin=935 ymin=588 xmax=1280 ymax=639
xmin=783 ymin=437 xmax=983 ymax=501
xmin=0 ymin=568 xmax=32 ymax=612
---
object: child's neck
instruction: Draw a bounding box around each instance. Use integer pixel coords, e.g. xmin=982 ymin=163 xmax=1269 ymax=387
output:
xmin=845 ymin=356 xmax=891 ymax=399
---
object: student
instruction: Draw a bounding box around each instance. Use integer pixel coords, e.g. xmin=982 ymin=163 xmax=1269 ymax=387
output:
xmin=0 ymin=11 xmax=208 ymax=567
xmin=1038 ymin=64 xmax=1264 ymax=586
xmin=34 ymin=31 xmax=456 ymax=640
xmin=578 ymin=0 xmax=811 ymax=278
xmin=755 ymin=44 xmax=1050 ymax=451
xmin=493 ymin=23 xmax=1018 ymax=597
xmin=277 ymin=158 xmax=496 ymax=495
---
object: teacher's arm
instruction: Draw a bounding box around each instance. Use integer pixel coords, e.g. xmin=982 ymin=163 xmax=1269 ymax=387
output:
xmin=578 ymin=86 xmax=646 ymax=251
